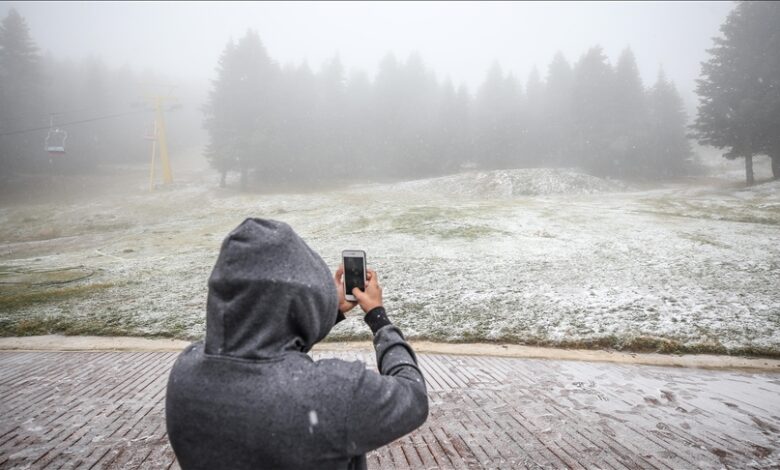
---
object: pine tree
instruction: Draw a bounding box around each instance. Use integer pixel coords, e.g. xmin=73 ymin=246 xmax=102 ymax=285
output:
xmin=524 ymin=67 xmax=545 ymax=166
xmin=545 ymin=52 xmax=574 ymax=167
xmin=437 ymin=78 xmax=471 ymax=173
xmin=202 ymin=30 xmax=277 ymax=190
xmin=203 ymin=39 xmax=238 ymax=187
xmin=399 ymin=52 xmax=439 ymax=176
xmin=454 ymin=84 xmax=473 ymax=169
xmin=693 ymin=1 xmax=780 ymax=184
xmin=235 ymin=30 xmax=278 ymax=188
xmin=278 ymin=61 xmax=317 ymax=182
xmin=611 ymin=48 xmax=648 ymax=176
xmin=572 ymin=46 xmax=614 ymax=175
xmin=0 ymin=8 xmax=43 ymax=176
xmin=343 ymin=70 xmax=372 ymax=178
xmin=316 ymin=55 xmax=347 ymax=179
xmin=475 ymin=62 xmax=522 ymax=170
xmin=372 ymin=53 xmax=403 ymax=176
xmin=648 ymin=70 xmax=692 ymax=177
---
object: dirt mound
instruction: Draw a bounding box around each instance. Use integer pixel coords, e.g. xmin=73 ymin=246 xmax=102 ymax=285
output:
xmin=391 ymin=168 xmax=627 ymax=197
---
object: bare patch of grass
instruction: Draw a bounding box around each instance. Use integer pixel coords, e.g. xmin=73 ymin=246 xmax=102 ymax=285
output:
xmin=643 ymin=199 xmax=780 ymax=226
xmin=3 ymin=315 xmax=130 ymax=337
xmin=0 ymin=282 xmax=113 ymax=312
xmin=380 ymin=332 xmax=780 ymax=358
xmin=678 ymin=232 xmax=731 ymax=249
xmin=0 ymin=267 xmax=94 ymax=286
xmin=391 ymin=206 xmax=508 ymax=240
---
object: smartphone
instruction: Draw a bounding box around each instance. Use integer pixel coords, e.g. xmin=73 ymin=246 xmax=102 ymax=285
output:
xmin=342 ymin=250 xmax=367 ymax=302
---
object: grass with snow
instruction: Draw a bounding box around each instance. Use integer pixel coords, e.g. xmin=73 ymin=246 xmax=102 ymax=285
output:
xmin=1 ymin=163 xmax=778 ymax=356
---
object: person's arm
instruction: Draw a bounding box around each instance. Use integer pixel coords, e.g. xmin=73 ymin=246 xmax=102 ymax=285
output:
xmin=344 ymin=271 xmax=429 ymax=455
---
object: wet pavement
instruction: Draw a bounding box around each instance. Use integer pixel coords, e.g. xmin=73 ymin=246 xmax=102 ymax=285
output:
xmin=1 ymin=350 xmax=779 ymax=469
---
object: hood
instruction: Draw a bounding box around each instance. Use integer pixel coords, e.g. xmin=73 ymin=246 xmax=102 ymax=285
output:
xmin=204 ymin=218 xmax=339 ymax=359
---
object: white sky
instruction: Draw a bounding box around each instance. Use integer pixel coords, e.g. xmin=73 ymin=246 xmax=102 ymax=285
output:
xmin=1 ymin=1 xmax=734 ymax=108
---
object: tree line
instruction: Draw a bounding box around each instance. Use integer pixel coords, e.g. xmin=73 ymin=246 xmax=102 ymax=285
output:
xmin=0 ymin=8 xmax=192 ymax=180
xmin=4 ymin=2 xmax=776 ymax=189
xmin=204 ymin=30 xmax=694 ymax=190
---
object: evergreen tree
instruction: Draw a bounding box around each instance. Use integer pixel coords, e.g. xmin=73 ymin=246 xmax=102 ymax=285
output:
xmin=203 ymin=39 xmax=238 ymax=187
xmin=572 ymin=46 xmax=614 ymax=175
xmin=343 ymin=70 xmax=372 ymax=178
xmin=278 ymin=61 xmax=317 ymax=182
xmin=235 ymin=31 xmax=278 ymax=188
xmin=436 ymin=78 xmax=471 ymax=173
xmin=544 ymin=52 xmax=574 ymax=167
xmin=502 ymin=73 xmax=523 ymax=169
xmin=454 ymin=84 xmax=473 ymax=169
xmin=648 ymin=70 xmax=693 ymax=177
xmin=0 ymin=8 xmax=43 ymax=176
xmin=316 ymin=55 xmax=347 ymax=179
xmin=611 ymin=48 xmax=648 ymax=176
xmin=693 ymin=1 xmax=780 ymax=184
xmin=202 ymin=30 xmax=277 ymax=190
xmin=475 ymin=62 xmax=522 ymax=170
xmin=372 ymin=53 xmax=403 ymax=177
xmin=524 ymin=67 xmax=545 ymax=166
xmin=398 ymin=52 xmax=439 ymax=176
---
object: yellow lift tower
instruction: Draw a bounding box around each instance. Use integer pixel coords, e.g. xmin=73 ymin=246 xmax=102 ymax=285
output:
xmin=146 ymin=94 xmax=175 ymax=190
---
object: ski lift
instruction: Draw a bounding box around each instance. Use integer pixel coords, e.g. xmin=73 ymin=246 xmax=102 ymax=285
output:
xmin=144 ymin=121 xmax=157 ymax=141
xmin=45 ymin=117 xmax=67 ymax=155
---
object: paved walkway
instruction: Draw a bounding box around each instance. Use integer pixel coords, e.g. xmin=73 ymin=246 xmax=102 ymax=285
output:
xmin=1 ymin=350 xmax=779 ymax=469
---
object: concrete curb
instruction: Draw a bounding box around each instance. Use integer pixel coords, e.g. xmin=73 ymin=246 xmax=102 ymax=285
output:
xmin=1 ymin=335 xmax=779 ymax=371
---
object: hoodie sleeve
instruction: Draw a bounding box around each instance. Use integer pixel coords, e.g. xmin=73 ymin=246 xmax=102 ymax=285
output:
xmin=345 ymin=307 xmax=429 ymax=456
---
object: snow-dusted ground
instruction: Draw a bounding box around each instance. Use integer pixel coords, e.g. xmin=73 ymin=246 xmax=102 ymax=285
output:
xmin=1 ymin=158 xmax=778 ymax=355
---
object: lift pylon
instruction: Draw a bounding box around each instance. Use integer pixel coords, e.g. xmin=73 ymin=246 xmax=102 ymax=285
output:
xmin=145 ymin=94 xmax=175 ymax=190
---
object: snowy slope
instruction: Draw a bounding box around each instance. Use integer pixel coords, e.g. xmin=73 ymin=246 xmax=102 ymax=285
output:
xmin=1 ymin=167 xmax=778 ymax=355
xmin=386 ymin=168 xmax=629 ymax=197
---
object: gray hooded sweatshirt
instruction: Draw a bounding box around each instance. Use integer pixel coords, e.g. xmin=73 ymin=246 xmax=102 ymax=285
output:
xmin=165 ymin=218 xmax=428 ymax=470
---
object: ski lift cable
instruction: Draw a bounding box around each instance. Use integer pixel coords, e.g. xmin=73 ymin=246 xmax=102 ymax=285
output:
xmin=2 ymin=103 xmax=123 ymax=120
xmin=0 ymin=103 xmax=144 ymax=128
xmin=0 ymin=109 xmax=149 ymax=137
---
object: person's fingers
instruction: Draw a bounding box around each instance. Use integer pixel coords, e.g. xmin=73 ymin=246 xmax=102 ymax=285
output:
xmin=334 ymin=264 xmax=344 ymax=283
xmin=367 ymin=269 xmax=378 ymax=286
xmin=352 ymin=287 xmax=367 ymax=301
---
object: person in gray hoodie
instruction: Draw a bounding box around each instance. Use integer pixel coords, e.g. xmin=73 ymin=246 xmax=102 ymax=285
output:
xmin=165 ymin=218 xmax=428 ymax=470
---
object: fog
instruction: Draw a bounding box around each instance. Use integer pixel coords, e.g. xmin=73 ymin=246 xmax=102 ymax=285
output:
xmin=0 ymin=1 xmax=779 ymax=357
xmin=3 ymin=1 xmax=732 ymax=106
xmin=0 ymin=0 xmax=744 ymax=187
xmin=4 ymin=4 xmax=780 ymax=469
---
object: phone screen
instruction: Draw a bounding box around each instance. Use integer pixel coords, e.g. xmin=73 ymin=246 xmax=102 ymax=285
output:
xmin=344 ymin=256 xmax=365 ymax=294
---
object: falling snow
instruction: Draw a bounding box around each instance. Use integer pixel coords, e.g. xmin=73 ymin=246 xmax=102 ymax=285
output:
xmin=1 ymin=159 xmax=778 ymax=355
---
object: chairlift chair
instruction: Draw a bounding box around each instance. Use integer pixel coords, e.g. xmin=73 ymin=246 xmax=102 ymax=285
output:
xmin=144 ymin=122 xmax=157 ymax=141
xmin=45 ymin=127 xmax=68 ymax=155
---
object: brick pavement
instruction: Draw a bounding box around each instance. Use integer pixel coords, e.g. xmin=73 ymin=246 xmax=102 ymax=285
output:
xmin=1 ymin=350 xmax=779 ymax=469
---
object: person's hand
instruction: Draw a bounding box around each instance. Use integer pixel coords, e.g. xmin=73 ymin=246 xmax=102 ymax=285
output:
xmin=352 ymin=269 xmax=383 ymax=313
xmin=334 ymin=264 xmax=357 ymax=314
